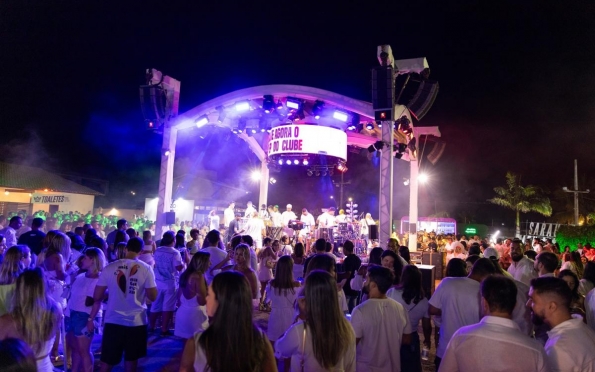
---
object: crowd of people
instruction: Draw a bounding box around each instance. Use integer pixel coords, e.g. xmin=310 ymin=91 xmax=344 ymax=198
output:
xmin=1 ymin=212 xmax=595 ymax=371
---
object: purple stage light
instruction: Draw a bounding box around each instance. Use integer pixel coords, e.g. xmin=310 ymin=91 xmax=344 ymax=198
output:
xmin=333 ymin=111 xmax=349 ymax=122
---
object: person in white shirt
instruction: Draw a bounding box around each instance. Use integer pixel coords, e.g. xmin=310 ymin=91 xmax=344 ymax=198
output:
xmin=275 ymin=270 xmax=356 ymax=372
xmin=207 ymin=210 xmax=220 ymax=231
xmin=508 ymin=238 xmax=537 ymax=286
xmin=244 ymin=201 xmax=256 ymax=218
xmin=242 ymin=211 xmax=265 ymax=249
xmin=429 ymin=258 xmax=496 ymax=370
xmin=280 ymin=204 xmax=297 ymax=227
xmin=317 ymin=207 xmax=336 ymax=228
xmin=439 ymin=275 xmax=549 ymax=372
xmin=223 ymin=202 xmax=235 ymax=229
xmin=271 ymin=205 xmax=283 ymax=228
xmin=299 ymin=208 xmax=316 ymax=238
xmin=586 ymin=287 xmax=595 ymax=331
xmin=334 ymin=209 xmax=347 ymax=224
xmin=89 ymin=237 xmax=157 ymax=372
xmin=0 ymin=216 xmax=22 ymax=248
xmin=534 ymin=252 xmax=558 ymax=278
xmin=352 ymin=266 xmax=412 ymax=372
xmin=148 ymin=231 xmax=184 ymax=336
xmin=528 ymin=276 xmax=595 ymax=371
xmin=199 ymin=231 xmax=228 ymax=284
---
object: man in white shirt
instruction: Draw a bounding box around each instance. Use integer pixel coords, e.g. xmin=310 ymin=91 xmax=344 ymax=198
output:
xmin=334 ymin=209 xmax=347 ymax=224
xmin=271 ymin=205 xmax=282 ymax=228
xmin=200 ymin=230 xmax=228 ymax=283
xmin=280 ymin=204 xmax=297 ymax=227
xmin=208 ymin=210 xmax=220 ymax=231
xmin=0 ymin=216 xmax=22 ymax=248
xmin=429 ymin=258 xmax=496 ymax=369
xmin=439 ymin=275 xmax=549 ymax=372
xmin=242 ymin=211 xmax=265 ymax=249
xmin=90 ymin=237 xmax=157 ymax=371
xmin=317 ymin=207 xmax=336 ymax=228
xmin=148 ymin=231 xmax=183 ymax=336
xmin=586 ymin=288 xmax=595 ymax=332
xmin=244 ymin=201 xmax=256 ymax=218
xmin=528 ymin=276 xmax=595 ymax=371
xmin=351 ymin=266 xmax=412 ymax=372
xmin=299 ymin=208 xmax=315 ymax=238
xmin=534 ymin=252 xmax=558 ymax=278
xmin=508 ymin=238 xmax=537 ymax=286
xmin=223 ymin=201 xmax=235 ymax=228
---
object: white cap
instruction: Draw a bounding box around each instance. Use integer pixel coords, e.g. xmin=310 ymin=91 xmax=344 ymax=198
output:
xmin=287 ymin=204 xmax=292 ymax=208
xmin=483 ymin=247 xmax=499 ymax=260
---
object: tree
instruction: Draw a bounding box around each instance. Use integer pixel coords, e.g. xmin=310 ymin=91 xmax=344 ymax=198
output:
xmin=489 ymin=172 xmax=552 ymax=237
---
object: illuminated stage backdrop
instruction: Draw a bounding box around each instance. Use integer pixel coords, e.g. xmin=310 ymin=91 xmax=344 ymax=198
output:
xmin=267 ymin=124 xmax=347 ymax=161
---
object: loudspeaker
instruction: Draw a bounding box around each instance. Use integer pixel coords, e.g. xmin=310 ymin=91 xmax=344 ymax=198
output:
xmin=368 ymin=225 xmax=378 ymax=240
xmin=165 ymin=211 xmax=176 ymax=225
xmin=139 ymin=85 xmax=168 ymax=125
xmin=422 ymin=251 xmax=445 ymax=280
xmin=427 ymin=139 xmax=446 ymax=165
xmin=395 ymin=74 xmax=439 ymax=121
xmin=418 ymin=265 xmax=436 ymax=299
xmin=372 ymin=66 xmax=395 ymax=117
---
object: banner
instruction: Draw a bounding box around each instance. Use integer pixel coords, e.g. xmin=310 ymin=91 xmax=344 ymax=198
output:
xmin=519 ymin=222 xmax=563 ymax=242
xmin=267 ymin=124 xmax=347 ymax=160
xmin=31 ymin=193 xmax=70 ymax=204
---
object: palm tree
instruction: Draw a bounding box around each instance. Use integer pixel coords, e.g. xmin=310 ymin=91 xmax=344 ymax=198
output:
xmin=489 ymin=172 xmax=552 ymax=237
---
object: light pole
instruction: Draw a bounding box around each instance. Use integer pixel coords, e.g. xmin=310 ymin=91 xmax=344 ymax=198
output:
xmin=563 ymin=159 xmax=590 ymax=225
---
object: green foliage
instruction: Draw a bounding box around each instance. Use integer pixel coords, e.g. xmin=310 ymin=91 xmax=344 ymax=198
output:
xmin=555 ymin=225 xmax=595 ymax=251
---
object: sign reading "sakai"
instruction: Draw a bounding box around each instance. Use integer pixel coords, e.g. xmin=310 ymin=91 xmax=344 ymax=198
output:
xmin=267 ymin=124 xmax=347 ymax=160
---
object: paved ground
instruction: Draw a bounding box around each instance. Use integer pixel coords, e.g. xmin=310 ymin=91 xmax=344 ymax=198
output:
xmin=52 ymin=310 xmax=437 ymax=372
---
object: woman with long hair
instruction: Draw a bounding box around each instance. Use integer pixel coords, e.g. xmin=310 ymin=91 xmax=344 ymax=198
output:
xmin=368 ymin=247 xmax=383 ymax=265
xmin=0 ymin=246 xmax=31 ymax=317
xmin=387 ymin=265 xmax=431 ymax=372
xmin=559 ymin=269 xmax=585 ymax=317
xmin=257 ymin=246 xmax=277 ymax=311
xmin=276 ymin=270 xmax=355 ymax=371
xmin=0 ymin=268 xmax=62 ymax=372
xmin=179 ymin=271 xmax=276 ymax=372
xmin=107 ymin=230 xmax=127 ymax=262
xmin=380 ymin=250 xmax=403 ymax=285
xmin=265 ymin=256 xmax=300 ymax=342
xmin=142 ymin=230 xmax=156 ymax=254
xmin=216 ymin=244 xmax=259 ymax=300
xmin=65 ymin=248 xmax=106 ymax=372
xmin=174 ymin=252 xmax=210 ymax=340
xmin=291 ymin=243 xmax=306 ymax=281
xmin=561 ymin=251 xmax=584 ymax=279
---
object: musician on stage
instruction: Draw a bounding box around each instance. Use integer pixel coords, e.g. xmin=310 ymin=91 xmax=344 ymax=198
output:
xmin=335 ymin=209 xmax=347 ymax=224
xmin=240 ymin=211 xmax=265 ymax=249
xmin=259 ymin=203 xmax=270 ymax=220
xmin=226 ymin=213 xmax=242 ymax=245
xmin=271 ymin=205 xmax=283 ymax=228
xmin=223 ymin=201 xmax=235 ymax=228
xmin=360 ymin=213 xmax=376 ymax=248
xmin=244 ymin=201 xmax=256 ymax=218
xmin=299 ymin=208 xmax=315 ymax=239
xmin=281 ymin=204 xmax=297 ymax=227
xmin=317 ymin=207 xmax=336 ymax=228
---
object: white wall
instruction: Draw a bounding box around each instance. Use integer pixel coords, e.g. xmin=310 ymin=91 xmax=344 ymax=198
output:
xmin=1 ymin=188 xmax=95 ymax=214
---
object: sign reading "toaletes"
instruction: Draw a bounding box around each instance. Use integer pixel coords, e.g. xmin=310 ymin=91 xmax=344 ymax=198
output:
xmin=267 ymin=124 xmax=347 ymax=160
xmin=31 ymin=193 xmax=70 ymax=204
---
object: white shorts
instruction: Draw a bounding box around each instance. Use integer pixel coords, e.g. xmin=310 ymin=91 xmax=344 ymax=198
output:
xmin=151 ymin=287 xmax=177 ymax=312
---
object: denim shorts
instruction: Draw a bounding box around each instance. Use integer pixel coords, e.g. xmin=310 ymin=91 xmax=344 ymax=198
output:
xmin=66 ymin=309 xmax=94 ymax=337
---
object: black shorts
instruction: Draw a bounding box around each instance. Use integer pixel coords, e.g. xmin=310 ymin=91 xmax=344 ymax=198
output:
xmin=101 ymin=323 xmax=148 ymax=365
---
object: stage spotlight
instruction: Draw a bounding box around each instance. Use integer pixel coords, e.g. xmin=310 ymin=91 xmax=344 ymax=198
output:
xmin=337 ymin=162 xmax=348 ymax=173
xmin=269 ymin=177 xmax=277 ymax=184
xmin=398 ymin=116 xmax=412 ymax=134
xmin=367 ymin=145 xmax=376 ymax=153
xmin=164 ymin=150 xmax=171 ymax=157
xmin=365 ymin=123 xmax=374 ymax=130
xmin=195 ymin=116 xmax=208 ymax=128
xmin=235 ymin=101 xmax=250 ymax=112
xmin=293 ymin=159 xmax=299 ymax=165
xmin=368 ymin=141 xmax=385 ymax=153
xmin=303 ymin=159 xmax=309 ymax=165
xmin=251 ymin=170 xmax=262 ymax=182
xmin=315 ymin=170 xmax=321 ymax=177
xmin=307 ymin=169 xmax=313 ymax=176
xmin=312 ymin=100 xmax=325 ymax=119
xmin=276 ymin=100 xmax=284 ymax=110
xmin=259 ymin=118 xmax=270 ymax=133
xmin=377 ymin=121 xmax=382 ymax=128
xmin=278 ymin=159 xmax=283 ymax=165
xmin=263 ymin=95 xmax=275 ymax=113
xmin=333 ymin=110 xmax=349 ymax=122
xmin=286 ymin=97 xmax=301 ymax=110
xmin=403 ymin=178 xmax=410 ymax=186
xmin=418 ymin=173 xmax=429 ymax=183
xmin=216 ymin=106 xmax=226 ymax=123
xmin=286 ymin=160 xmax=292 ymax=165
xmin=251 ymin=128 xmax=257 ymax=134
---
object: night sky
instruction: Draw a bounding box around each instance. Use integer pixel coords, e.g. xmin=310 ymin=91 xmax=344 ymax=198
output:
xmin=1 ymin=1 xmax=594 ymax=229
